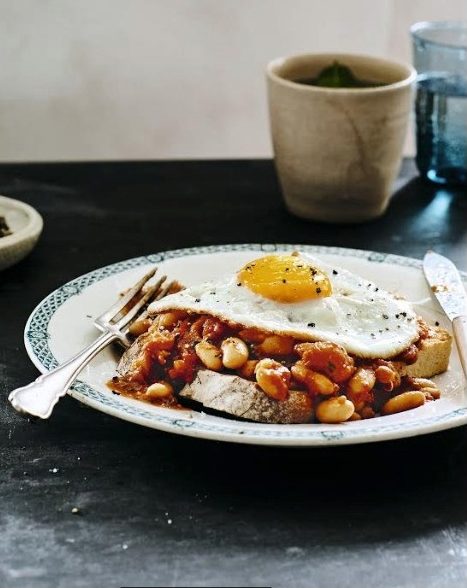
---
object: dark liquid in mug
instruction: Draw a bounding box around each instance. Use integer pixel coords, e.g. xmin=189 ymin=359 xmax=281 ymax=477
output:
xmin=294 ymin=76 xmax=388 ymax=88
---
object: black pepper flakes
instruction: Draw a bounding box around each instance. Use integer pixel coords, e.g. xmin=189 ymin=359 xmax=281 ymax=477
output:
xmin=332 ymin=270 xmax=338 ymax=275
xmin=316 ymin=287 xmax=321 ymax=294
xmin=194 ymin=298 xmax=201 ymax=303
xmin=382 ymin=314 xmax=389 ymax=319
xmin=0 ymin=216 xmax=12 ymax=238
xmin=282 ymin=279 xmax=287 ymax=284
xmin=236 ymin=283 xmax=242 ymax=287
xmin=307 ymin=322 xmax=316 ymax=327
xmin=435 ymin=321 xmax=440 ymax=326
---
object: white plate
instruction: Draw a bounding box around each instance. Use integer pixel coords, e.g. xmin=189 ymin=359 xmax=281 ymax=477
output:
xmin=24 ymin=244 xmax=467 ymax=446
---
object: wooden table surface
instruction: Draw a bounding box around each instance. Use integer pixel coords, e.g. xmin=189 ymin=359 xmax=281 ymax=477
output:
xmin=1 ymin=159 xmax=466 ymax=588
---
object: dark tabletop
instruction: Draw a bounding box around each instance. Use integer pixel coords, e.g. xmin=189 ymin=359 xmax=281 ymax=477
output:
xmin=1 ymin=159 xmax=467 ymax=588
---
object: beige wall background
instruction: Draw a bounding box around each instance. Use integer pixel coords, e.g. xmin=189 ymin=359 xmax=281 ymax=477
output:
xmin=0 ymin=0 xmax=466 ymax=161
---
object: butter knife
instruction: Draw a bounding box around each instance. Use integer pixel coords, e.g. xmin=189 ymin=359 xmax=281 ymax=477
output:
xmin=423 ymin=251 xmax=467 ymax=379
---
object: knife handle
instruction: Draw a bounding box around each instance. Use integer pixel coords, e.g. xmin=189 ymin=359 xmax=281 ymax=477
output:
xmin=453 ymin=315 xmax=467 ymax=381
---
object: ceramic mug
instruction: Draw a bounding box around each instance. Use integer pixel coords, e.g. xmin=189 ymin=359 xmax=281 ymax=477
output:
xmin=267 ymin=53 xmax=416 ymax=223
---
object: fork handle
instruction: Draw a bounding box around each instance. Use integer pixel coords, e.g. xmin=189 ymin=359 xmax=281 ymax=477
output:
xmin=8 ymin=331 xmax=117 ymax=419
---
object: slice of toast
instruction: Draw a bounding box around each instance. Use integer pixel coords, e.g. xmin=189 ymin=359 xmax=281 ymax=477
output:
xmin=179 ymin=370 xmax=313 ymax=424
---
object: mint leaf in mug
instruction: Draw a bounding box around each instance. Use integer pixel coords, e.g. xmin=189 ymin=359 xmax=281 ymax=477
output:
xmin=296 ymin=61 xmax=387 ymax=88
xmin=314 ymin=61 xmax=362 ymax=87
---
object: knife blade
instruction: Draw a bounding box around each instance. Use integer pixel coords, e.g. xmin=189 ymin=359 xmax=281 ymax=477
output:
xmin=423 ymin=251 xmax=467 ymax=320
xmin=423 ymin=250 xmax=467 ymax=379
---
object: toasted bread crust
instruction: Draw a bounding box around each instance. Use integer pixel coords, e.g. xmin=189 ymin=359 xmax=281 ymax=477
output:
xmin=179 ymin=370 xmax=313 ymax=424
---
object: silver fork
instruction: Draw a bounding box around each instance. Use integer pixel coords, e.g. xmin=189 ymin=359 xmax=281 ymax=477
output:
xmin=9 ymin=267 xmax=171 ymax=419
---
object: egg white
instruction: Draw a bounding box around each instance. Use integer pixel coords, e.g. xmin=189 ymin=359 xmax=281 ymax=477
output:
xmin=148 ymin=253 xmax=420 ymax=358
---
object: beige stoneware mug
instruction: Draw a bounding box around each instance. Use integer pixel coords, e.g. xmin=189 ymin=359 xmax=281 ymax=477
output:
xmin=267 ymin=53 xmax=416 ymax=223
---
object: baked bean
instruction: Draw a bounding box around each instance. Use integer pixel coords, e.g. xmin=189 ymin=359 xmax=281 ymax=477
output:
xmin=417 ymin=386 xmax=441 ymax=401
xmin=146 ymin=381 xmax=174 ymax=398
xmin=255 ymin=358 xmax=291 ymax=401
xmin=375 ymin=365 xmax=401 ymax=391
xmin=258 ymin=335 xmax=295 ymax=356
xmin=291 ymin=363 xmax=338 ymax=395
xmin=238 ymin=359 xmax=258 ymax=379
xmin=195 ymin=341 xmax=223 ymax=371
xmin=221 ymin=337 xmax=249 ymax=369
xmin=128 ymin=317 xmax=152 ymax=336
xmin=315 ymin=395 xmax=355 ymax=424
xmin=374 ymin=365 xmax=393 ymax=384
xmin=347 ymin=368 xmax=376 ymax=395
xmin=411 ymin=377 xmax=437 ymax=390
xmin=426 ymin=388 xmax=441 ymax=400
xmin=290 ymin=362 xmax=308 ymax=383
xmin=381 ymin=391 xmax=425 ymax=415
xmin=310 ymin=372 xmax=339 ymax=395
xmin=158 ymin=311 xmax=184 ymax=329
xmin=409 ymin=377 xmax=441 ymax=399
xmin=346 ymin=368 xmax=375 ymax=409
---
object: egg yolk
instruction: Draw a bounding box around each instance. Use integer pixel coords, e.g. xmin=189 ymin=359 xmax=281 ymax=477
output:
xmin=237 ymin=255 xmax=332 ymax=303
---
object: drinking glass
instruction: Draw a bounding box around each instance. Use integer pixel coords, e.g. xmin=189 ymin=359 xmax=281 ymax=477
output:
xmin=411 ymin=21 xmax=467 ymax=186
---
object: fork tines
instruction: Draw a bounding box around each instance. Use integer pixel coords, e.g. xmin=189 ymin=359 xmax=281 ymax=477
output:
xmin=115 ymin=274 xmax=167 ymax=329
xmin=98 ymin=267 xmax=158 ymax=325
xmin=93 ymin=267 xmax=178 ymax=349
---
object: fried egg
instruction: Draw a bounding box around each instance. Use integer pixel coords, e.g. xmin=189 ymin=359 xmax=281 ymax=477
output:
xmin=148 ymin=252 xmax=420 ymax=358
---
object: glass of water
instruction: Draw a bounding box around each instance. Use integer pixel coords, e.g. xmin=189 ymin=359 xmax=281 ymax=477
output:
xmin=411 ymin=21 xmax=467 ymax=186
